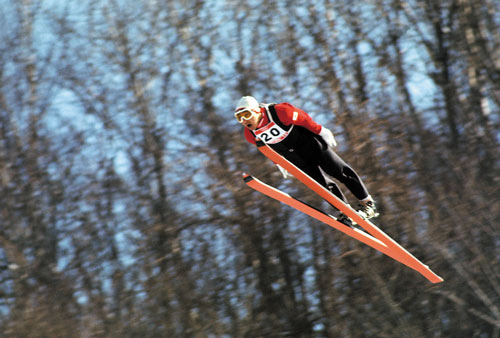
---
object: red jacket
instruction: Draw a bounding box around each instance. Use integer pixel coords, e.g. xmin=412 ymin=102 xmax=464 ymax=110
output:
xmin=244 ymin=103 xmax=322 ymax=145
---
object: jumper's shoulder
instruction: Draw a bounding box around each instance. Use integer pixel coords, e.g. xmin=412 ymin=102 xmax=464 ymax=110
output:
xmin=273 ymin=102 xmax=295 ymax=110
xmin=243 ymin=128 xmax=257 ymax=145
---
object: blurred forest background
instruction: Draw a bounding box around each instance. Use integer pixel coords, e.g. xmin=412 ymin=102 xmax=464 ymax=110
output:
xmin=0 ymin=0 xmax=499 ymax=337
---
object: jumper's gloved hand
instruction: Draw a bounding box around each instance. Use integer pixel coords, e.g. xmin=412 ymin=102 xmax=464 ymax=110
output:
xmin=276 ymin=164 xmax=290 ymax=179
xmin=318 ymin=126 xmax=337 ymax=148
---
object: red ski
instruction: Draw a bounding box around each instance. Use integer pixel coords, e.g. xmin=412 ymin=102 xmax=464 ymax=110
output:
xmin=243 ymin=144 xmax=443 ymax=283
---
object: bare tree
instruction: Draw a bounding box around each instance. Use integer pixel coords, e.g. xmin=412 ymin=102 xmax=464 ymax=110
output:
xmin=0 ymin=0 xmax=499 ymax=337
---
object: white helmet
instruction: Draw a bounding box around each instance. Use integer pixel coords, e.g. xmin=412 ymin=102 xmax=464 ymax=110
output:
xmin=235 ymin=96 xmax=259 ymax=112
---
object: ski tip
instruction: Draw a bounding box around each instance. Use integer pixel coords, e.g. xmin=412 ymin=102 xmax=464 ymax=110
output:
xmin=242 ymin=173 xmax=254 ymax=183
xmin=433 ymin=276 xmax=445 ymax=284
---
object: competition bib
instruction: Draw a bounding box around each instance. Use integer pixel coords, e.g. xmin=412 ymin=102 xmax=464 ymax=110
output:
xmin=254 ymin=121 xmax=293 ymax=144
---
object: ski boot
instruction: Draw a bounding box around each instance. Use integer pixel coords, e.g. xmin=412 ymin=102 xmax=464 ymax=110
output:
xmin=356 ymin=200 xmax=379 ymax=220
xmin=337 ymin=213 xmax=355 ymax=227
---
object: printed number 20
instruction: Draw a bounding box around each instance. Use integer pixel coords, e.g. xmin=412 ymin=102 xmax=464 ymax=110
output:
xmin=260 ymin=128 xmax=280 ymax=142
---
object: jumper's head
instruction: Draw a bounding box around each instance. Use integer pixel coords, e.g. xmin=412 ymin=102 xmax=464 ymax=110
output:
xmin=234 ymin=96 xmax=261 ymax=130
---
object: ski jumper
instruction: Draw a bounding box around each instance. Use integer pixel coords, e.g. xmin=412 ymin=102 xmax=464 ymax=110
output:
xmin=244 ymin=103 xmax=369 ymax=203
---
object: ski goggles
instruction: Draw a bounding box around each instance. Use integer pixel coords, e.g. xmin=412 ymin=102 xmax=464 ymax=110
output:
xmin=234 ymin=109 xmax=253 ymax=123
